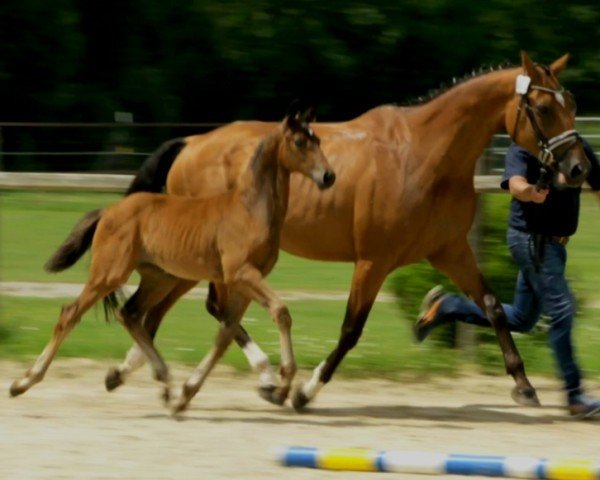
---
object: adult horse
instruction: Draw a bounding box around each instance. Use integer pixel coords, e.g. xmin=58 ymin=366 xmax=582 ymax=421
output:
xmin=107 ymin=51 xmax=589 ymax=410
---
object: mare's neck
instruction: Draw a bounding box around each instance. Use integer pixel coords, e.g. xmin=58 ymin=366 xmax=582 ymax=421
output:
xmin=241 ymin=131 xmax=291 ymax=225
xmin=408 ymin=68 xmax=519 ymax=178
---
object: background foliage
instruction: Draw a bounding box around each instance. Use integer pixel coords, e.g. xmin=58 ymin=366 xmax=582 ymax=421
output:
xmin=0 ymin=0 xmax=599 ymax=170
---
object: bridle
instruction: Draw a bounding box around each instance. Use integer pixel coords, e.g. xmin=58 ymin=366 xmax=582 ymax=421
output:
xmin=512 ymin=72 xmax=580 ymax=188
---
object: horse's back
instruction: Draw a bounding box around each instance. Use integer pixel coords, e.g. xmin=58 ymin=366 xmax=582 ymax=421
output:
xmin=165 ymin=106 xmax=423 ymax=262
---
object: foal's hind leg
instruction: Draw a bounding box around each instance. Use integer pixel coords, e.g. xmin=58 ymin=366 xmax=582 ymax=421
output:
xmin=428 ymin=240 xmax=539 ymax=406
xmin=105 ymin=278 xmax=197 ymax=391
xmin=207 ymin=282 xmax=278 ymax=400
xmin=10 ymin=283 xmax=110 ymax=397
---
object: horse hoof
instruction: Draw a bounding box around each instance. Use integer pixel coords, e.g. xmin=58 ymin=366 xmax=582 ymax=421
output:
xmin=161 ymin=387 xmax=171 ymax=406
xmin=258 ymin=385 xmax=286 ymax=406
xmin=105 ymin=368 xmax=123 ymax=392
xmin=511 ymin=386 xmax=541 ymax=407
xmin=9 ymin=379 xmax=27 ymax=398
xmin=291 ymin=387 xmax=311 ymax=411
xmin=171 ymin=399 xmax=188 ymax=417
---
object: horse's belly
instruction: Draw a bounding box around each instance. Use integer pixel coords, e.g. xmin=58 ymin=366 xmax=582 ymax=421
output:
xmin=281 ymin=215 xmax=355 ymax=261
xmin=152 ymin=257 xmax=222 ymax=283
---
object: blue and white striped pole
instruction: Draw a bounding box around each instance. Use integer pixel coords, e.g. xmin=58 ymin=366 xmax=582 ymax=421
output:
xmin=278 ymin=446 xmax=600 ymax=479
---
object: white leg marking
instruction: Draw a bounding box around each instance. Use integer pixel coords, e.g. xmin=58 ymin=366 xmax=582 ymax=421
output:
xmin=118 ymin=345 xmax=146 ymax=378
xmin=243 ymin=341 xmax=277 ymax=387
xmin=301 ymin=360 xmax=326 ymax=399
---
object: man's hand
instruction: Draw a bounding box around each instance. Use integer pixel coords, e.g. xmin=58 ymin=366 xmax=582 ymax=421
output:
xmin=509 ymin=176 xmax=548 ymax=203
xmin=530 ymin=186 xmax=549 ymax=204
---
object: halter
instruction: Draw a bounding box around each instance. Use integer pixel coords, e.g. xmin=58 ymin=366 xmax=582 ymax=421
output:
xmin=512 ymin=73 xmax=579 ymax=188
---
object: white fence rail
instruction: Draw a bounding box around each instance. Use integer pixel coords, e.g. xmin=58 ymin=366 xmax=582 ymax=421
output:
xmin=1 ymin=117 xmax=598 ymax=193
xmin=0 ymin=172 xmax=506 ymax=193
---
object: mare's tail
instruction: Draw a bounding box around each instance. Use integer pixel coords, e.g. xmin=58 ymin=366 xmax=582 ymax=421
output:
xmin=44 ymin=209 xmax=102 ymax=273
xmin=125 ymin=138 xmax=186 ymax=195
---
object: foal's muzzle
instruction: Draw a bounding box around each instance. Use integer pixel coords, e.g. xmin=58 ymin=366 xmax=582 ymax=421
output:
xmin=314 ymin=169 xmax=336 ymax=190
xmin=322 ymin=170 xmax=336 ymax=188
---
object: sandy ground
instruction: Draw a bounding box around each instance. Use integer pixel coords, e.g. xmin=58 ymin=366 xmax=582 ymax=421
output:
xmin=1 ymin=359 xmax=599 ymax=480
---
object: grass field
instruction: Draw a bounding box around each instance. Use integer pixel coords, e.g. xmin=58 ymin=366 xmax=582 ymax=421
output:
xmin=1 ymin=190 xmax=600 ymax=380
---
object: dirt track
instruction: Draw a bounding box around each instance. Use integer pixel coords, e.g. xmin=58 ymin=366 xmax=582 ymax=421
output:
xmin=1 ymin=359 xmax=598 ymax=480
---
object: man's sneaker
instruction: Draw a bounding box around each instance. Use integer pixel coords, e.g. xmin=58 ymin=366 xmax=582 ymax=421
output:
xmin=414 ymin=285 xmax=448 ymax=343
xmin=568 ymin=394 xmax=600 ymax=419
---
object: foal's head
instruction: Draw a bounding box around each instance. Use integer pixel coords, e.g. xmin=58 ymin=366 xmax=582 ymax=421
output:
xmin=505 ymin=51 xmax=590 ymax=188
xmin=279 ymin=107 xmax=335 ymax=190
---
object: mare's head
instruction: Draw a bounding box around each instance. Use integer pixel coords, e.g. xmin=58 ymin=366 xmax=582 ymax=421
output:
xmin=279 ymin=107 xmax=335 ymax=190
xmin=504 ymin=51 xmax=590 ymax=188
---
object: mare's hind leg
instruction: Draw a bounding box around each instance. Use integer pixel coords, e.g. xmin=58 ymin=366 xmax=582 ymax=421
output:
xmin=105 ymin=277 xmax=197 ymax=391
xmin=172 ymin=289 xmax=251 ymax=415
xmin=291 ymin=259 xmax=387 ymax=410
xmin=207 ymin=282 xmax=278 ymax=400
xmin=114 ymin=267 xmax=184 ymax=404
xmin=10 ymin=282 xmax=111 ymax=397
xmin=428 ymin=239 xmax=539 ymax=406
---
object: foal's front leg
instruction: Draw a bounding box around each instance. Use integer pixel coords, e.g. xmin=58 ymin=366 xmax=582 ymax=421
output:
xmin=230 ymin=265 xmax=297 ymax=406
xmin=207 ymin=282 xmax=279 ymax=401
xmin=172 ymin=289 xmax=251 ymax=415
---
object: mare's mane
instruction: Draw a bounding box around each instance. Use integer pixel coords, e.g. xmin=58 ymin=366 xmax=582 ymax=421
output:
xmin=403 ymin=62 xmax=516 ymax=106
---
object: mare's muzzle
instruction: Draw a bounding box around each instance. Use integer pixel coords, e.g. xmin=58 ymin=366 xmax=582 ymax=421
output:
xmin=542 ymin=130 xmax=590 ymax=188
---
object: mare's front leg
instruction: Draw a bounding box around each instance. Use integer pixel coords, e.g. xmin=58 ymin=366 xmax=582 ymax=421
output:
xmin=291 ymin=259 xmax=387 ymax=410
xmin=172 ymin=289 xmax=251 ymax=415
xmin=428 ymin=240 xmax=540 ymax=406
xmin=114 ymin=268 xmax=186 ymax=404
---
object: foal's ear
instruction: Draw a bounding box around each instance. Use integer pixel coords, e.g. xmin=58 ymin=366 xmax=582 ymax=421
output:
xmin=301 ymin=106 xmax=316 ymax=124
xmin=549 ymin=53 xmax=570 ymax=76
xmin=520 ymin=50 xmax=542 ymax=83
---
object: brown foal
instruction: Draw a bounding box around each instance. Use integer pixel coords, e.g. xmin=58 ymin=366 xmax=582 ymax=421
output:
xmin=10 ymin=108 xmax=334 ymax=413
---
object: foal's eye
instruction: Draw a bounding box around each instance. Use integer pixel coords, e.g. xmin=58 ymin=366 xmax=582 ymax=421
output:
xmin=536 ymin=104 xmax=551 ymax=116
xmin=294 ymin=137 xmax=307 ymax=148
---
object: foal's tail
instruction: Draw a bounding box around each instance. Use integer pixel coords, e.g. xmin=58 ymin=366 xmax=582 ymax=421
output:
xmin=125 ymin=137 xmax=186 ymax=195
xmin=44 ymin=138 xmax=186 ymax=274
xmin=44 ymin=209 xmax=102 ymax=273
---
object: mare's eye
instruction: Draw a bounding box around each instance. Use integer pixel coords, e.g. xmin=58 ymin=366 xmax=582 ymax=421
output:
xmin=536 ymin=104 xmax=550 ymax=116
xmin=294 ymin=137 xmax=307 ymax=148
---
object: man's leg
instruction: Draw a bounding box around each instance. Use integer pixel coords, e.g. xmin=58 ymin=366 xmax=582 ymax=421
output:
xmin=415 ymin=228 xmax=543 ymax=340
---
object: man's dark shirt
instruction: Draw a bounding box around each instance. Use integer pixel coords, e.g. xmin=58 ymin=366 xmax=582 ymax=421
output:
xmin=501 ymin=140 xmax=600 ymax=236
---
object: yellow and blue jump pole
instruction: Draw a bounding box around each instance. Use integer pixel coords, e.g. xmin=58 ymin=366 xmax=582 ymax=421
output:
xmin=278 ymin=446 xmax=600 ymax=479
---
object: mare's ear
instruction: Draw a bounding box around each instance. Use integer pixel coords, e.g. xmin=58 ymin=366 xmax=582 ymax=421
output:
xmin=521 ymin=50 xmax=542 ymax=83
xmin=550 ymin=53 xmax=570 ymax=76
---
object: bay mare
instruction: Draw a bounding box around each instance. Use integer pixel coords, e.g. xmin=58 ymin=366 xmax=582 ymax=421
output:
xmin=101 ymin=52 xmax=589 ymax=409
xmin=10 ymin=110 xmax=335 ymax=414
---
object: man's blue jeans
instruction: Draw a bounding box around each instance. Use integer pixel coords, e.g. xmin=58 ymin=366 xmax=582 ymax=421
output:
xmin=436 ymin=227 xmax=581 ymax=398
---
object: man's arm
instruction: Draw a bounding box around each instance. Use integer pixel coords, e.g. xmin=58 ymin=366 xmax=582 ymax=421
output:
xmin=508 ymin=175 xmax=548 ymax=203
